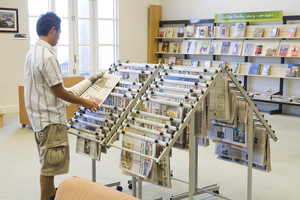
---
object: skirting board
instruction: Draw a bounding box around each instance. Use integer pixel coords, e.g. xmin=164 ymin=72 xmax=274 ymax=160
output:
xmin=0 ymin=105 xmax=19 ymax=114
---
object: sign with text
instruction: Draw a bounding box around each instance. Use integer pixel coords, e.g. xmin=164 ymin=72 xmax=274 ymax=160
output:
xmin=215 ymin=11 xmax=283 ymax=23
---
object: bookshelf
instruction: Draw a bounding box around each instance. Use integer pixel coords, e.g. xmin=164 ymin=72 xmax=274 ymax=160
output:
xmin=149 ymin=15 xmax=300 ymax=114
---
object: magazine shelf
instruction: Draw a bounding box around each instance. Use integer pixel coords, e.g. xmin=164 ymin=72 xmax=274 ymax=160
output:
xmin=151 ymin=15 xmax=300 ymax=114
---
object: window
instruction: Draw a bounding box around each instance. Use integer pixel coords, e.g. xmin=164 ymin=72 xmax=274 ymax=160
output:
xmin=27 ymin=0 xmax=119 ymax=77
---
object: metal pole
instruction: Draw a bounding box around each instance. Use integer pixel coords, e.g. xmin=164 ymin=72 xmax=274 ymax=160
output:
xmin=92 ymin=159 xmax=96 ymax=182
xmin=189 ymin=117 xmax=195 ymax=200
xmin=247 ymin=106 xmax=254 ymax=200
xmin=138 ymin=177 xmax=143 ymax=199
xmin=132 ymin=176 xmax=137 ymax=197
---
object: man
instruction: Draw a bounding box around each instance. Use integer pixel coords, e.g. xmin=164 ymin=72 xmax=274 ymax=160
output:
xmin=24 ymin=12 xmax=99 ymax=200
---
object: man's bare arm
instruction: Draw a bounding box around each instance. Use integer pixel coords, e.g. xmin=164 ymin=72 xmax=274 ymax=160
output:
xmin=51 ymin=83 xmax=99 ymax=112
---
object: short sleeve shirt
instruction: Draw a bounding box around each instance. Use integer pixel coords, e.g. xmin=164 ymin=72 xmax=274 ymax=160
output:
xmin=24 ymin=39 xmax=67 ymax=132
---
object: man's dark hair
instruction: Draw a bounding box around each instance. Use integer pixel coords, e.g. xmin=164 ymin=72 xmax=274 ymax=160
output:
xmin=36 ymin=12 xmax=61 ymax=36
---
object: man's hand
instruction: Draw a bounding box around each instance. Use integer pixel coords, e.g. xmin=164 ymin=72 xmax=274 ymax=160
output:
xmin=82 ymin=99 xmax=99 ymax=112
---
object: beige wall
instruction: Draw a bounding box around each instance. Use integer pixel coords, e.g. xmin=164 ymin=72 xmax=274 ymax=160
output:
xmin=0 ymin=0 xmax=30 ymax=113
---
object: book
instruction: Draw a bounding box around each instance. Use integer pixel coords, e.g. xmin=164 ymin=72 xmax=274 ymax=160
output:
xmin=190 ymin=60 xmax=199 ymax=67
xmin=243 ymin=43 xmax=254 ymax=56
xmin=219 ymin=24 xmax=230 ymax=38
xmin=261 ymin=65 xmax=270 ymax=76
xmin=231 ymin=43 xmax=240 ymax=55
xmin=233 ymin=63 xmax=240 ymax=74
xmin=221 ymin=41 xmax=231 ymax=54
xmin=285 ymin=64 xmax=299 ymax=77
xmin=162 ymin=41 xmax=170 ymax=53
xmin=159 ymin=27 xmax=165 ymax=37
xmin=199 ymin=26 xmax=208 ymax=38
xmin=158 ymin=42 xmax=163 ymax=52
xmin=248 ymin=63 xmax=260 ymax=75
xmin=286 ymin=26 xmax=296 ymax=37
xmin=271 ymin=27 xmax=279 ymax=37
xmin=199 ymin=41 xmax=209 ymax=54
xmin=253 ymin=28 xmax=264 ymax=37
xmin=209 ymin=43 xmax=217 ymax=54
xmin=177 ymin=26 xmax=184 ymax=37
xmin=208 ymin=25 xmax=214 ymax=38
xmin=169 ymin=42 xmax=179 ymax=53
xmin=204 ymin=60 xmax=211 ymax=68
xmin=291 ymin=45 xmax=299 ymax=57
xmin=265 ymin=46 xmax=277 ymax=56
xmin=278 ymin=45 xmax=289 ymax=57
xmin=181 ymin=40 xmax=189 ymax=54
xmin=187 ymin=41 xmax=197 ymax=54
xmin=165 ymin=27 xmax=174 ymax=38
xmin=233 ymin=23 xmax=246 ymax=38
xmin=194 ymin=26 xmax=201 ymax=37
xmin=185 ymin=25 xmax=194 ymax=37
xmin=175 ymin=59 xmax=183 ymax=65
xmin=255 ymin=45 xmax=263 ymax=56
xmin=168 ymin=57 xmax=177 ymax=65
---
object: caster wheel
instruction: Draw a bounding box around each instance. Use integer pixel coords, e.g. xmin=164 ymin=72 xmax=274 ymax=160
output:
xmin=116 ymin=185 xmax=123 ymax=191
xmin=128 ymin=183 xmax=132 ymax=189
xmin=213 ymin=190 xmax=219 ymax=194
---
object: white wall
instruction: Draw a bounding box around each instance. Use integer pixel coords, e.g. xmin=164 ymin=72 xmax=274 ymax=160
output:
xmin=0 ymin=0 xmax=30 ymax=113
xmin=119 ymin=0 xmax=160 ymax=63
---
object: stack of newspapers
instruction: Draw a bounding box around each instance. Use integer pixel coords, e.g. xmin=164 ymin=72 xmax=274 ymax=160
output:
xmin=207 ymin=72 xmax=272 ymax=172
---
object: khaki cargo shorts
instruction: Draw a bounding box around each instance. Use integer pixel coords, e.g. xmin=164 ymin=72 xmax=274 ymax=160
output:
xmin=34 ymin=124 xmax=69 ymax=176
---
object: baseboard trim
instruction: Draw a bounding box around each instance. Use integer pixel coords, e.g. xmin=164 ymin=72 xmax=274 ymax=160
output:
xmin=0 ymin=105 xmax=19 ymax=113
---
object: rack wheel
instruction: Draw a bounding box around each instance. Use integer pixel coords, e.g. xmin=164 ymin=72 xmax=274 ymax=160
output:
xmin=213 ymin=190 xmax=219 ymax=194
xmin=116 ymin=185 xmax=123 ymax=191
xmin=128 ymin=183 xmax=132 ymax=189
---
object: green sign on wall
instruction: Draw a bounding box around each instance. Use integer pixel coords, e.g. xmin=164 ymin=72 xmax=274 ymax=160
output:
xmin=215 ymin=11 xmax=283 ymax=23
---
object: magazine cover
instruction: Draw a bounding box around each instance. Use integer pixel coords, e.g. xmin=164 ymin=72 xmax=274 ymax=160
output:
xmin=221 ymin=41 xmax=231 ymax=54
xmin=233 ymin=22 xmax=246 ymax=38
xmin=286 ymin=26 xmax=296 ymax=37
xmin=265 ymin=46 xmax=277 ymax=56
xmin=162 ymin=41 xmax=170 ymax=53
xmin=285 ymin=64 xmax=299 ymax=77
xmin=231 ymin=43 xmax=240 ymax=55
xmin=255 ymin=45 xmax=263 ymax=56
xmin=248 ymin=63 xmax=260 ymax=75
xmin=279 ymin=44 xmax=289 ymax=56
xmin=291 ymin=45 xmax=299 ymax=57
xmin=271 ymin=27 xmax=279 ymax=37
xmin=177 ymin=26 xmax=184 ymax=37
xmin=218 ymin=24 xmax=230 ymax=38
xmin=243 ymin=43 xmax=254 ymax=56
xmin=261 ymin=65 xmax=271 ymax=76
xmin=208 ymin=25 xmax=214 ymax=38
xmin=253 ymin=28 xmax=264 ymax=37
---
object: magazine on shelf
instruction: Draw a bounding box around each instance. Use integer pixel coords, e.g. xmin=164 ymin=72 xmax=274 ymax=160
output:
xmin=162 ymin=41 xmax=170 ymax=53
xmin=243 ymin=43 xmax=254 ymax=56
xmin=278 ymin=44 xmax=289 ymax=56
xmin=168 ymin=57 xmax=177 ymax=65
xmin=198 ymin=41 xmax=209 ymax=54
xmin=209 ymin=43 xmax=217 ymax=54
xmin=165 ymin=27 xmax=174 ymax=38
xmin=233 ymin=23 xmax=246 ymax=38
xmin=208 ymin=25 xmax=214 ymax=38
xmin=199 ymin=26 xmax=208 ymax=38
xmin=218 ymin=24 xmax=230 ymax=38
xmin=194 ymin=26 xmax=201 ymax=38
xmin=231 ymin=43 xmax=241 ymax=55
xmin=271 ymin=27 xmax=279 ymax=37
xmin=261 ymin=65 xmax=271 ymax=76
xmin=233 ymin=63 xmax=240 ymax=74
xmin=253 ymin=28 xmax=264 ymax=37
xmin=187 ymin=40 xmax=196 ymax=54
xmin=169 ymin=42 xmax=179 ymax=53
xmin=286 ymin=26 xmax=296 ymax=37
xmin=285 ymin=64 xmax=299 ymax=77
xmin=159 ymin=27 xmax=165 ymax=37
xmin=190 ymin=60 xmax=199 ymax=67
xmin=265 ymin=46 xmax=277 ymax=56
xmin=254 ymin=45 xmax=263 ymax=56
xmin=221 ymin=41 xmax=231 ymax=54
xmin=248 ymin=63 xmax=260 ymax=75
xmin=158 ymin=42 xmax=163 ymax=53
xmin=291 ymin=45 xmax=299 ymax=57
xmin=204 ymin=60 xmax=211 ymax=68
xmin=177 ymin=26 xmax=184 ymax=37
xmin=176 ymin=59 xmax=183 ymax=65
xmin=185 ymin=25 xmax=194 ymax=37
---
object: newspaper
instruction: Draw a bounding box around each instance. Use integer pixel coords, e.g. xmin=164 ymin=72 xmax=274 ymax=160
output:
xmin=215 ymin=142 xmax=241 ymax=159
xmin=80 ymin=73 xmax=121 ymax=106
xmin=208 ymin=72 xmax=231 ymax=121
xmin=121 ymin=135 xmax=156 ymax=178
xmin=75 ymin=131 xmax=101 ymax=161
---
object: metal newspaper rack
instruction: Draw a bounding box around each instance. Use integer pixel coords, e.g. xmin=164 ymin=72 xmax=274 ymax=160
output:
xmin=106 ymin=64 xmax=278 ymax=200
xmin=67 ymin=63 xmax=161 ymax=186
xmin=107 ymin=64 xmax=223 ymax=199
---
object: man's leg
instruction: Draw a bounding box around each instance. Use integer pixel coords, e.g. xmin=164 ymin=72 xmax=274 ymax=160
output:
xmin=40 ymin=175 xmax=56 ymax=200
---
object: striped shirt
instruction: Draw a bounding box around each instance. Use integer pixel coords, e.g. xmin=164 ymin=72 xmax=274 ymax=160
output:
xmin=24 ymin=39 xmax=67 ymax=132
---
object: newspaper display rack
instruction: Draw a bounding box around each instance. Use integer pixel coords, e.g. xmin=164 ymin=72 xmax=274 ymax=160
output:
xmin=67 ymin=62 xmax=278 ymax=200
xmin=67 ymin=63 xmax=161 ymax=185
